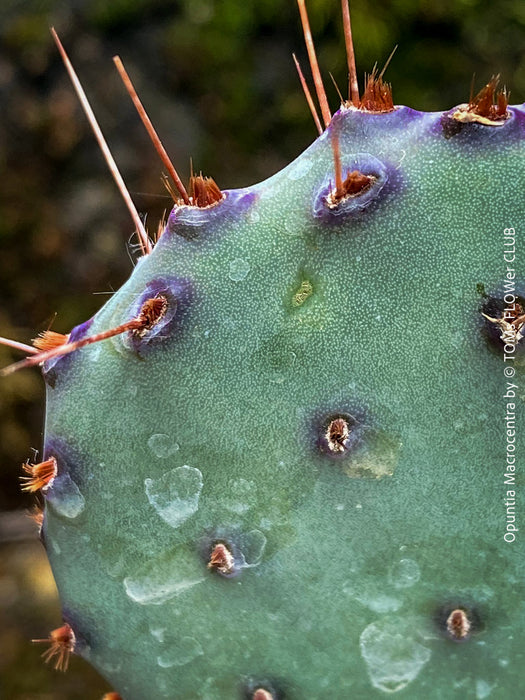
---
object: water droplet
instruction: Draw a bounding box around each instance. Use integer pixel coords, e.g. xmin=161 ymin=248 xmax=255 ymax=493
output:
xmin=150 ymin=626 xmax=166 ymax=643
xmin=240 ymin=529 xmax=267 ymax=567
xmin=389 ymin=559 xmax=420 ymax=589
xmin=224 ymin=478 xmax=257 ymax=515
xmin=47 ymin=474 xmax=85 ymax=519
xmin=476 ymin=680 xmax=494 ymax=699
xmin=105 ymin=552 xmax=127 ymax=579
xmin=147 ymin=434 xmax=180 ymax=459
xmin=360 ymin=617 xmax=431 ymax=693
xmin=248 ymin=209 xmax=260 ymax=223
xmin=51 ymin=540 xmax=61 ymax=555
xmin=287 ymin=157 xmax=313 ymax=181
xmin=157 ymin=637 xmax=203 ymax=667
xmin=343 ymin=582 xmax=401 ymax=613
xmin=124 ymin=549 xmax=204 ymax=605
xmin=145 ymin=465 xmax=203 ymax=529
xmin=229 ymin=258 xmax=250 ymax=282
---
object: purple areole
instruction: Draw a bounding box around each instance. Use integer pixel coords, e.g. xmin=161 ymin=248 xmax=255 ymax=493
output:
xmin=163 ymin=188 xmax=258 ymax=242
xmin=42 ymin=317 xmax=94 ymax=388
xmin=312 ymin=152 xmax=390 ymax=221
xmin=120 ymin=277 xmax=193 ymax=355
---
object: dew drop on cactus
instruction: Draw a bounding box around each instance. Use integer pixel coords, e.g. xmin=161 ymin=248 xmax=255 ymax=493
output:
xmin=2 ymin=1 xmax=525 ymax=698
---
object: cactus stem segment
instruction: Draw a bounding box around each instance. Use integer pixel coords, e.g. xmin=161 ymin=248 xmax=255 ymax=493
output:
xmin=21 ymin=457 xmax=57 ymax=493
xmin=296 ymin=0 xmax=331 ymax=128
xmin=113 ymin=55 xmax=191 ymax=206
xmin=446 ymin=609 xmax=471 ymax=641
xmin=292 ymin=53 xmax=323 ymax=135
xmin=50 ymin=28 xmax=151 ymax=256
xmin=341 ymin=0 xmax=359 ymax=107
xmin=325 ymin=417 xmax=351 ymax=453
xmin=33 ymin=331 xmax=70 ymax=352
xmin=453 ymin=75 xmax=509 ymax=125
xmin=253 ymin=690 xmax=275 ymax=700
xmin=1 ymin=295 xmax=169 ymax=375
xmin=208 ymin=542 xmax=235 ymax=575
xmin=32 ymin=623 xmax=76 ymax=671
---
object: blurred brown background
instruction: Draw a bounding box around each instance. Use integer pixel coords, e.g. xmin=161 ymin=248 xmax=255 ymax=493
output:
xmin=1 ymin=0 xmax=524 ymax=697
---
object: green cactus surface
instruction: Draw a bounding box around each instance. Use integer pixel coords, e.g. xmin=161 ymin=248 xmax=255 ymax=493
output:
xmin=33 ymin=98 xmax=525 ymax=699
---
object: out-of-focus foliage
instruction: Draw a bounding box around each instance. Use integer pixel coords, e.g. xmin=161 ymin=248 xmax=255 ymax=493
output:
xmin=0 ymin=0 xmax=524 ymax=697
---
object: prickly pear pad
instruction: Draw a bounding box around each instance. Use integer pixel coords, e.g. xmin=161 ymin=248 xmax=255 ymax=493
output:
xmin=43 ymin=106 xmax=525 ymax=698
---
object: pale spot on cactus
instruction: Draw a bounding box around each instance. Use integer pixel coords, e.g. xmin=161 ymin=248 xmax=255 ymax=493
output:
xmin=287 ymin=156 xmax=314 ymax=181
xmin=341 ymin=427 xmax=401 ymax=479
xmin=229 ymin=258 xmax=251 ymax=282
xmin=388 ymin=558 xmax=421 ymax=589
xmin=156 ymin=636 xmax=203 ymax=668
xmin=147 ymin=433 xmax=180 ymax=458
xmin=46 ymin=473 xmax=85 ymax=519
xmin=360 ymin=618 xmax=432 ymax=693
xmin=124 ymin=549 xmax=205 ymax=605
xmin=145 ymin=465 xmax=203 ymax=528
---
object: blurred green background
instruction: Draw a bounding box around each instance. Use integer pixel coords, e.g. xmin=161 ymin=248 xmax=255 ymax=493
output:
xmin=0 ymin=0 xmax=524 ymax=697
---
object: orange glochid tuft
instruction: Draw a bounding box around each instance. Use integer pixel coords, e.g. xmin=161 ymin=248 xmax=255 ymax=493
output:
xmin=446 ymin=608 xmax=471 ymax=641
xmin=134 ymin=296 xmax=169 ymax=337
xmin=32 ymin=331 xmax=70 ymax=352
xmin=469 ymin=76 xmax=509 ymax=120
xmin=33 ymin=623 xmax=76 ymax=671
xmin=21 ymin=457 xmax=57 ymax=493
xmin=358 ymin=68 xmax=394 ymax=113
xmin=189 ymin=175 xmax=224 ymax=208
xmin=208 ymin=542 xmax=235 ymax=575
xmin=253 ymin=690 xmax=274 ymax=700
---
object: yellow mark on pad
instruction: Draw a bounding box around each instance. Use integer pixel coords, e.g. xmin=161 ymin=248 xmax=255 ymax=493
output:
xmin=292 ymin=280 xmax=313 ymax=307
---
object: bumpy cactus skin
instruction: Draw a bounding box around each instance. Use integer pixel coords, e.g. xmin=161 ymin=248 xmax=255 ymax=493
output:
xmin=41 ymin=104 xmax=524 ymax=698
